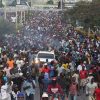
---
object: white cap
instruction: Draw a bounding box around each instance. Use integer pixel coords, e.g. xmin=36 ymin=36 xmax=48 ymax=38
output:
xmin=44 ymin=63 xmax=47 ymax=66
xmin=83 ymin=61 xmax=86 ymax=64
xmin=19 ymin=72 xmax=23 ymax=76
xmin=42 ymin=92 xmax=48 ymax=98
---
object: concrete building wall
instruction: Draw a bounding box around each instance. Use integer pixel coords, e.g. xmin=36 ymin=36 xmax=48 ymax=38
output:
xmin=65 ymin=0 xmax=92 ymax=3
xmin=31 ymin=0 xmax=92 ymax=4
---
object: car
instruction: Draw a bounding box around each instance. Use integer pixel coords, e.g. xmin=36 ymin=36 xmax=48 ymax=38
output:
xmin=34 ymin=51 xmax=55 ymax=64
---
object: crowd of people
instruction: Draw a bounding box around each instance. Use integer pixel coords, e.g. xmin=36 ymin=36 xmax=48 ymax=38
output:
xmin=0 ymin=10 xmax=100 ymax=100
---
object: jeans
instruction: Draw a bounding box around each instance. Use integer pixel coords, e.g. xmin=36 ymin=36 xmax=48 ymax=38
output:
xmin=42 ymin=79 xmax=51 ymax=91
xmin=68 ymin=94 xmax=77 ymax=100
xmin=26 ymin=94 xmax=34 ymax=100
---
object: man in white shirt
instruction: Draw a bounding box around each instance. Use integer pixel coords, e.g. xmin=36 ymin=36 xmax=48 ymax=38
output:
xmin=22 ymin=76 xmax=36 ymax=100
xmin=72 ymin=71 xmax=79 ymax=84
xmin=86 ymin=78 xmax=97 ymax=100
xmin=4 ymin=66 xmax=11 ymax=77
xmin=0 ymin=85 xmax=11 ymax=100
xmin=57 ymin=66 xmax=64 ymax=76
xmin=77 ymin=62 xmax=86 ymax=72
xmin=86 ymin=74 xmax=94 ymax=84
xmin=16 ymin=59 xmax=24 ymax=68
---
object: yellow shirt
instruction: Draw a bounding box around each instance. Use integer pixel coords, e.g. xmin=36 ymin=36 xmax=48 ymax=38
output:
xmin=62 ymin=63 xmax=69 ymax=70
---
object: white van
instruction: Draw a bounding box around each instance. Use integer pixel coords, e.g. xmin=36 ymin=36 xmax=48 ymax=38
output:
xmin=35 ymin=51 xmax=55 ymax=63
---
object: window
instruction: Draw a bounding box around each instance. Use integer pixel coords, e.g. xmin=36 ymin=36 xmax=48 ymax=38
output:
xmin=38 ymin=53 xmax=54 ymax=59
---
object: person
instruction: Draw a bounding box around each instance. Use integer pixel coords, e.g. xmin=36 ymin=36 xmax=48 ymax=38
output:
xmin=22 ymin=74 xmax=36 ymax=100
xmin=38 ymin=72 xmax=44 ymax=97
xmin=94 ymin=83 xmax=100 ymax=100
xmin=42 ymin=63 xmax=50 ymax=73
xmin=7 ymin=58 xmax=14 ymax=70
xmin=47 ymin=77 xmax=64 ymax=99
xmin=16 ymin=57 xmax=24 ymax=68
xmin=0 ymin=85 xmax=11 ymax=100
xmin=3 ymin=65 xmax=11 ymax=77
xmin=79 ymin=67 xmax=87 ymax=93
xmin=42 ymin=72 xmax=50 ymax=91
xmin=57 ymin=65 xmax=64 ymax=76
xmin=0 ymin=71 xmax=5 ymax=88
xmin=41 ymin=92 xmax=48 ymax=100
xmin=72 ymin=71 xmax=79 ymax=85
xmin=77 ymin=62 xmax=86 ymax=72
xmin=72 ymin=71 xmax=80 ymax=95
xmin=68 ymin=77 xmax=78 ymax=100
xmin=86 ymin=78 xmax=97 ymax=100
xmin=86 ymin=73 xmax=94 ymax=84
xmin=58 ymin=73 xmax=70 ymax=96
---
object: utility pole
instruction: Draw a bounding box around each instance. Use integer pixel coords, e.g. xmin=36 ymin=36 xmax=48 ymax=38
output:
xmin=61 ymin=0 xmax=63 ymax=10
xmin=31 ymin=0 xmax=32 ymax=7
xmin=20 ymin=11 xmax=23 ymax=25
xmin=16 ymin=6 xmax=18 ymax=29
xmin=24 ymin=11 xmax=25 ymax=22
xmin=4 ymin=0 xmax=7 ymax=19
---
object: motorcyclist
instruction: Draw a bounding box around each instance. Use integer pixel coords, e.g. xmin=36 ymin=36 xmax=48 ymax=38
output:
xmin=47 ymin=77 xmax=64 ymax=99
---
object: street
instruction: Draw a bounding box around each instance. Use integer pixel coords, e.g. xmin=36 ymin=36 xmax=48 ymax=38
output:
xmin=34 ymin=83 xmax=88 ymax=100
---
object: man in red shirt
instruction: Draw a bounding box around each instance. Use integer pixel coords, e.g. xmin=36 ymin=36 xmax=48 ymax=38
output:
xmin=79 ymin=67 xmax=87 ymax=93
xmin=94 ymin=83 xmax=100 ymax=100
xmin=47 ymin=77 xmax=64 ymax=99
xmin=42 ymin=64 xmax=50 ymax=73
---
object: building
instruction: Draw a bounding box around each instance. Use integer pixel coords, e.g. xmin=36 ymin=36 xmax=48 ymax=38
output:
xmin=2 ymin=0 xmax=27 ymax=6
xmin=64 ymin=0 xmax=92 ymax=8
xmin=2 ymin=0 xmax=93 ymax=7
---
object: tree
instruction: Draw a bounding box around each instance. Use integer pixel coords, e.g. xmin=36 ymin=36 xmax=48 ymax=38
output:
xmin=66 ymin=0 xmax=100 ymax=30
xmin=0 ymin=17 xmax=16 ymax=35
xmin=46 ymin=0 xmax=54 ymax=5
xmin=0 ymin=0 xmax=3 ymax=7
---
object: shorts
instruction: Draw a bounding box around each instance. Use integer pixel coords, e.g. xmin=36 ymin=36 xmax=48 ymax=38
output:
xmin=80 ymin=79 xmax=86 ymax=86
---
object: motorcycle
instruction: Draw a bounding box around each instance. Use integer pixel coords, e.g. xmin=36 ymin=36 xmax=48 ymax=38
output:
xmin=49 ymin=88 xmax=64 ymax=100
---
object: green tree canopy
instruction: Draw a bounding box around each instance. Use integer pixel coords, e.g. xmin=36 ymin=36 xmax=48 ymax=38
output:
xmin=66 ymin=0 xmax=100 ymax=30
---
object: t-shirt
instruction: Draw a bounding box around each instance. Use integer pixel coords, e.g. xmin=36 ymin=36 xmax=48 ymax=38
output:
xmin=69 ymin=83 xmax=77 ymax=95
xmin=42 ymin=68 xmax=50 ymax=73
xmin=7 ymin=60 xmax=14 ymax=69
xmin=87 ymin=76 xmax=94 ymax=83
xmin=86 ymin=82 xmax=97 ymax=95
xmin=62 ymin=63 xmax=69 ymax=70
xmin=0 ymin=93 xmax=11 ymax=100
xmin=80 ymin=70 xmax=87 ymax=79
xmin=77 ymin=65 xmax=82 ymax=72
xmin=95 ymin=88 xmax=100 ymax=100
xmin=4 ymin=68 xmax=11 ymax=77
xmin=57 ymin=67 xmax=64 ymax=76
xmin=77 ymin=64 xmax=86 ymax=72
xmin=16 ymin=60 xmax=24 ymax=68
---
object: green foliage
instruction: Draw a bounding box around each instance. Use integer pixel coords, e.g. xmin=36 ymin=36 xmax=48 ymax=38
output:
xmin=46 ymin=0 xmax=54 ymax=5
xmin=0 ymin=17 xmax=16 ymax=35
xmin=9 ymin=0 xmax=16 ymax=6
xmin=0 ymin=0 xmax=3 ymax=7
xmin=66 ymin=0 xmax=100 ymax=29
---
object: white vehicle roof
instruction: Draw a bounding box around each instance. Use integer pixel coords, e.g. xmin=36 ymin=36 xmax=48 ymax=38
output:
xmin=36 ymin=51 xmax=55 ymax=63
xmin=37 ymin=51 xmax=54 ymax=54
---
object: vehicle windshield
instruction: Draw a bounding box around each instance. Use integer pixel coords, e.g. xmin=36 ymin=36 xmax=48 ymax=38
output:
xmin=38 ymin=53 xmax=54 ymax=59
